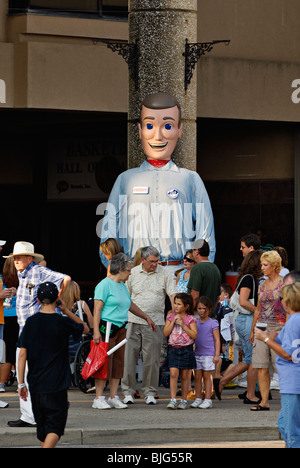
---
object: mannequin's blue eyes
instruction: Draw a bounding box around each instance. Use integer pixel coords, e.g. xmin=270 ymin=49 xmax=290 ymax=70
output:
xmin=145 ymin=123 xmax=173 ymax=130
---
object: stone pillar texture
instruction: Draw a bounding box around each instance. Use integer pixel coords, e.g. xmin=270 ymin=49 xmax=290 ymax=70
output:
xmin=128 ymin=0 xmax=198 ymax=170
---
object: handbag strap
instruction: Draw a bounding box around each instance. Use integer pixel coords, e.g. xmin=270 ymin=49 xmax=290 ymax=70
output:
xmin=76 ymin=300 xmax=84 ymax=321
xmin=236 ymin=274 xmax=255 ymax=296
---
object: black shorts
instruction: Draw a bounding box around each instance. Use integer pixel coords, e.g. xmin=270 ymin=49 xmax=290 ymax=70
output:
xmin=31 ymin=390 xmax=69 ymax=442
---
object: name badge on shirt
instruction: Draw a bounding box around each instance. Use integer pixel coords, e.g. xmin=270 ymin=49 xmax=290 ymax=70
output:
xmin=133 ymin=186 xmax=149 ymax=194
xmin=167 ymin=189 xmax=179 ymax=199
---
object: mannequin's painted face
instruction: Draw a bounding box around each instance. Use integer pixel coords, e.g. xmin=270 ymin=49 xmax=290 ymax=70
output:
xmin=138 ymin=105 xmax=183 ymax=160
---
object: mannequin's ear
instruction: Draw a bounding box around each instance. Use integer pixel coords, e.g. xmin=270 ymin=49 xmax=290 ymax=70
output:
xmin=138 ymin=122 xmax=142 ymax=140
xmin=178 ymin=122 xmax=183 ymax=139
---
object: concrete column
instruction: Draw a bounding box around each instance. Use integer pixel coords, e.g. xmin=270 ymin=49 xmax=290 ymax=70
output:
xmin=128 ymin=0 xmax=198 ymax=170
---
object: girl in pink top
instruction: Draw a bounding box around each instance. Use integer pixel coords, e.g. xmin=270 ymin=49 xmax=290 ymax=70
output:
xmin=164 ymin=293 xmax=197 ymax=409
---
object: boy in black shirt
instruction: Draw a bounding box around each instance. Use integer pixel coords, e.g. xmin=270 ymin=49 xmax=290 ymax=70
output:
xmin=18 ymin=282 xmax=89 ymax=448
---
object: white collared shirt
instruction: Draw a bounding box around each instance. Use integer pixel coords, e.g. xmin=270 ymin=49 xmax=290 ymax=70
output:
xmin=100 ymin=160 xmax=216 ymax=264
xmin=126 ymin=264 xmax=176 ymax=325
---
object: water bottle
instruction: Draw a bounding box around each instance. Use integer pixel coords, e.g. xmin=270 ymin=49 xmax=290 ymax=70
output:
xmin=3 ymin=297 xmax=13 ymax=309
xmin=224 ymin=294 xmax=229 ymax=307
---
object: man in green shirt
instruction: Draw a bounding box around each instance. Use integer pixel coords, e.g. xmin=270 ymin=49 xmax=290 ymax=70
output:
xmin=187 ymin=239 xmax=221 ymax=309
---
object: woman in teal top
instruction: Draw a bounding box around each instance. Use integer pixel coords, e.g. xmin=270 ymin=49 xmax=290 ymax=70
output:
xmin=93 ymin=253 xmax=156 ymax=410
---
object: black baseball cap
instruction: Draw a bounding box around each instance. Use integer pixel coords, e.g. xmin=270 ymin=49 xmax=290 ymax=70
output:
xmin=37 ymin=282 xmax=59 ymax=304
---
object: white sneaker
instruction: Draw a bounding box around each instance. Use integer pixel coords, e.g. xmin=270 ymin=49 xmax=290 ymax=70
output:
xmin=0 ymin=383 xmax=5 ymax=393
xmin=177 ymin=399 xmax=188 ymax=410
xmin=145 ymin=395 xmax=157 ymax=405
xmin=190 ymin=398 xmax=203 ymax=408
xmin=270 ymin=378 xmax=280 ymax=390
xmin=123 ymin=395 xmax=135 ymax=404
xmin=167 ymin=399 xmax=177 ymax=410
xmin=238 ymin=377 xmax=248 ymax=388
xmin=199 ymin=399 xmax=212 ymax=409
xmin=108 ymin=396 xmax=128 ymax=409
xmin=0 ymin=400 xmax=8 ymax=408
xmin=92 ymin=396 xmax=111 ymax=410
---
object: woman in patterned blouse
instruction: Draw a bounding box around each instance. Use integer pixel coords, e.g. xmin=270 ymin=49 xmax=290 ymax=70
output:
xmin=250 ymin=250 xmax=286 ymax=411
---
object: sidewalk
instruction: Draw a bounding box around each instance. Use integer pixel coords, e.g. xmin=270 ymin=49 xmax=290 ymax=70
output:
xmin=0 ymin=383 xmax=282 ymax=448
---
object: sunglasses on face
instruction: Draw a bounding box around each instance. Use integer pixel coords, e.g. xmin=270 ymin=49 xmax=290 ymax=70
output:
xmin=184 ymin=256 xmax=195 ymax=263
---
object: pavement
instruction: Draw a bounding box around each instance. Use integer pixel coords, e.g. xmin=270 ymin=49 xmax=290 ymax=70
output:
xmin=0 ymin=382 xmax=284 ymax=448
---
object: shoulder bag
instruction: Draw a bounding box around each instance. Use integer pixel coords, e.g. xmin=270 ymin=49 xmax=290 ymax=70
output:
xmin=229 ymin=274 xmax=255 ymax=343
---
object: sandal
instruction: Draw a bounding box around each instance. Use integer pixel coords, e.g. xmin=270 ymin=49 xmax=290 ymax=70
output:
xmin=243 ymin=396 xmax=262 ymax=405
xmin=213 ymin=379 xmax=222 ymax=401
xmin=250 ymin=405 xmax=270 ymax=411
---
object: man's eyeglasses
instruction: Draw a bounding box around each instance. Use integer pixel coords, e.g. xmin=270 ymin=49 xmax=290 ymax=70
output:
xmin=144 ymin=259 xmax=159 ymax=265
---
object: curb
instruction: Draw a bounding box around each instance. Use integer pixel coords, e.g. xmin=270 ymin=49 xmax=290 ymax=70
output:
xmin=1 ymin=425 xmax=281 ymax=448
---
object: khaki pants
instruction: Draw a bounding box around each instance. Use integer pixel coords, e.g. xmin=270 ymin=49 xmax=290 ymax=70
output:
xmin=122 ymin=323 xmax=163 ymax=397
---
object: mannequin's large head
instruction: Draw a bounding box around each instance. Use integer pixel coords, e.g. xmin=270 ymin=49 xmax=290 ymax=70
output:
xmin=138 ymin=92 xmax=183 ymax=161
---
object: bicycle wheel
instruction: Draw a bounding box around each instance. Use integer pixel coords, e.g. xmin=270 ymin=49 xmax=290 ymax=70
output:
xmin=74 ymin=340 xmax=95 ymax=394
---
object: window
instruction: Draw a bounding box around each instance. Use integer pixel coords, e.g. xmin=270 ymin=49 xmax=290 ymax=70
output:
xmin=8 ymin=1 xmax=128 ymax=18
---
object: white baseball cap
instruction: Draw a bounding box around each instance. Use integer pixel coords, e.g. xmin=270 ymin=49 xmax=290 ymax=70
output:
xmin=0 ymin=240 xmax=6 ymax=246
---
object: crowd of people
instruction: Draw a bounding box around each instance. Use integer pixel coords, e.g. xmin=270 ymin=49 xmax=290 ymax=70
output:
xmin=0 ymin=234 xmax=300 ymax=448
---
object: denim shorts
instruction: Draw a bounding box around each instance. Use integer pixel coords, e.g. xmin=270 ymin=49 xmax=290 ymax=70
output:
xmin=168 ymin=345 xmax=196 ymax=370
xmin=278 ymin=394 xmax=300 ymax=448
xmin=235 ymin=314 xmax=253 ymax=365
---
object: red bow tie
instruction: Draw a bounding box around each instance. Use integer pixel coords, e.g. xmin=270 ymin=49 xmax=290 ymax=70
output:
xmin=147 ymin=159 xmax=169 ymax=168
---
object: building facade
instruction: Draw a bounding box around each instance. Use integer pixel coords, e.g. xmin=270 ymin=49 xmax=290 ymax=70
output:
xmin=0 ymin=0 xmax=299 ymax=293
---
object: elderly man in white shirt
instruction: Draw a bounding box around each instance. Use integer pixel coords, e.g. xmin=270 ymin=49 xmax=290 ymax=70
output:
xmin=122 ymin=246 xmax=176 ymax=405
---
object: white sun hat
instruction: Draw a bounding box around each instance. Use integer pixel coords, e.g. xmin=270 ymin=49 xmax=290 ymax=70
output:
xmin=4 ymin=241 xmax=44 ymax=263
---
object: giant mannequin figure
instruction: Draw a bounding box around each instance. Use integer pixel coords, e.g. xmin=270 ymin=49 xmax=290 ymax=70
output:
xmin=100 ymin=92 xmax=215 ymax=266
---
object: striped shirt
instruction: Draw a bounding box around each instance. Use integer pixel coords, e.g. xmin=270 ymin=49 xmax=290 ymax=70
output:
xmin=16 ymin=262 xmax=66 ymax=334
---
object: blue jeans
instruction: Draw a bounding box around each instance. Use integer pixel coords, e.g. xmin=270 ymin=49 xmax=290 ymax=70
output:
xmin=235 ymin=314 xmax=253 ymax=365
xmin=278 ymin=394 xmax=300 ymax=448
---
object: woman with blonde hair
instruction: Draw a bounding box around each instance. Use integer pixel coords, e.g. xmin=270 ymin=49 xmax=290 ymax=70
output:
xmin=61 ymin=280 xmax=94 ymax=366
xmin=250 ymin=250 xmax=286 ymax=411
xmin=100 ymin=238 xmax=123 ymax=276
xmin=61 ymin=281 xmax=93 ymax=329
